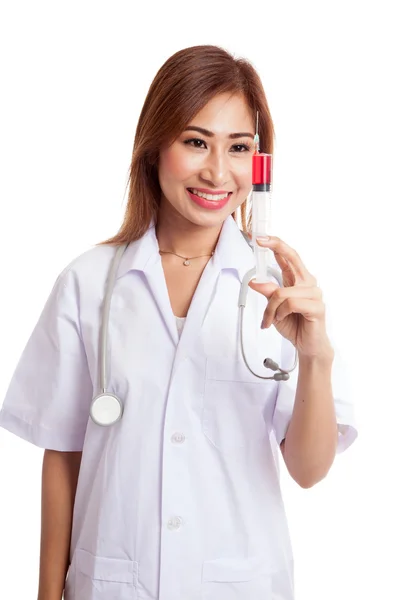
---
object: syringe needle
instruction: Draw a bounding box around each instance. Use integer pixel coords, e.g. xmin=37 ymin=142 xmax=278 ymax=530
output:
xmin=254 ymin=111 xmax=260 ymax=153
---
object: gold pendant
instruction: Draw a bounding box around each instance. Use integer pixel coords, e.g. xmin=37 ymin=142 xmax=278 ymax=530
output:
xmin=183 ymin=259 xmax=191 ymax=266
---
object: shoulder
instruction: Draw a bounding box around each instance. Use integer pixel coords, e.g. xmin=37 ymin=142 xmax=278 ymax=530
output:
xmin=62 ymin=243 xmax=118 ymax=278
xmin=53 ymin=244 xmax=120 ymax=298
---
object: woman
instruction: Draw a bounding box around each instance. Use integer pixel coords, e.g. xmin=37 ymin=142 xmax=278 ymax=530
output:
xmin=0 ymin=45 xmax=357 ymax=600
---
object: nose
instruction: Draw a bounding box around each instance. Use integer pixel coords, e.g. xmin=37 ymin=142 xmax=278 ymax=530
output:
xmin=199 ymin=148 xmax=230 ymax=188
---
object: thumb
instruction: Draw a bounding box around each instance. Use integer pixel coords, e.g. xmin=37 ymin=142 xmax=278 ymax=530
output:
xmin=248 ymin=279 xmax=279 ymax=299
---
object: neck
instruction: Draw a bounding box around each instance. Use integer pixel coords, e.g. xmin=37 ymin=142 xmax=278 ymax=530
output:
xmin=156 ymin=202 xmax=222 ymax=258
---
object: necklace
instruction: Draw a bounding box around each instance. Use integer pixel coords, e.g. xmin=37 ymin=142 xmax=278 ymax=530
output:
xmin=159 ymin=250 xmax=214 ymax=266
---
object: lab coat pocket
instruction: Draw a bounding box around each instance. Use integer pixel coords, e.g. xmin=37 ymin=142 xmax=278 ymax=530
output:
xmin=203 ymin=357 xmax=275 ymax=454
xmin=202 ymin=555 xmax=272 ymax=599
xmin=74 ymin=548 xmax=138 ymax=600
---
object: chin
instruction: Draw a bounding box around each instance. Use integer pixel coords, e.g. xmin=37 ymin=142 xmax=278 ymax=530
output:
xmin=184 ymin=207 xmax=232 ymax=229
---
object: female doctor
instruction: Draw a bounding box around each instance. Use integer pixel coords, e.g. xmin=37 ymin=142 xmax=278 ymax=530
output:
xmin=0 ymin=45 xmax=357 ymax=600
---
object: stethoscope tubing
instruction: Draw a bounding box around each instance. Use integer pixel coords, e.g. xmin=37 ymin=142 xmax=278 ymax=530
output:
xmin=90 ymin=241 xmax=298 ymax=425
xmin=99 ymin=243 xmax=129 ymax=394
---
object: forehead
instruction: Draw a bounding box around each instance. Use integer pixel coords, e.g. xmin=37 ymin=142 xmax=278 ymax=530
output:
xmin=190 ymin=93 xmax=254 ymax=134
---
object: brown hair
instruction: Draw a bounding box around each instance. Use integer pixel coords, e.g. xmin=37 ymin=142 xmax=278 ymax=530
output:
xmin=98 ymin=45 xmax=275 ymax=246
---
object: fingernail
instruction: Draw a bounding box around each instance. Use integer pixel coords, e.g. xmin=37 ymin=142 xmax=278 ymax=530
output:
xmin=256 ymin=236 xmax=271 ymax=245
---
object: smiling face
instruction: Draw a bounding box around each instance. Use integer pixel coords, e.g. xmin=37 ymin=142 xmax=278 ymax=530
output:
xmin=157 ymin=93 xmax=255 ymax=229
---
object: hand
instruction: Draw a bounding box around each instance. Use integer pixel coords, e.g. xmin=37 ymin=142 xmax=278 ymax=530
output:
xmin=248 ymin=236 xmax=334 ymax=360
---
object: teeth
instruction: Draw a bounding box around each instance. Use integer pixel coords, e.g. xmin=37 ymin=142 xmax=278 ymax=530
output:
xmin=190 ymin=189 xmax=230 ymax=201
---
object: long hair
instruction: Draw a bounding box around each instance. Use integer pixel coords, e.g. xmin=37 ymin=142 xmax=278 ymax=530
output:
xmin=98 ymin=45 xmax=275 ymax=246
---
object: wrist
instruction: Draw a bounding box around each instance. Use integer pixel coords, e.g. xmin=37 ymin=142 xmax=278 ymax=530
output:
xmin=37 ymin=585 xmax=63 ymax=600
xmin=298 ymin=346 xmax=334 ymax=369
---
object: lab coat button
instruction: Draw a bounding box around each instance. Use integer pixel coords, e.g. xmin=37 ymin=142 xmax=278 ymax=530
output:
xmin=167 ymin=516 xmax=183 ymax=530
xmin=171 ymin=432 xmax=186 ymax=444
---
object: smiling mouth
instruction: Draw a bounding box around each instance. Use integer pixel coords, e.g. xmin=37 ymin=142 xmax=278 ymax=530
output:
xmin=187 ymin=188 xmax=233 ymax=201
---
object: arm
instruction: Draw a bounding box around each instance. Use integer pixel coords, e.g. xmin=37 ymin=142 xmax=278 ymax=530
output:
xmin=37 ymin=450 xmax=82 ymax=600
xmin=251 ymin=236 xmax=340 ymax=489
xmin=280 ymin=350 xmax=337 ymax=488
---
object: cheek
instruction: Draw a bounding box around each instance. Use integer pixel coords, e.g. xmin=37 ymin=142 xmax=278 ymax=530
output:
xmin=235 ymin=164 xmax=252 ymax=196
xmin=231 ymin=162 xmax=252 ymax=210
xmin=238 ymin=159 xmax=253 ymax=187
xmin=240 ymin=175 xmax=252 ymax=194
xmin=159 ymin=146 xmax=196 ymax=185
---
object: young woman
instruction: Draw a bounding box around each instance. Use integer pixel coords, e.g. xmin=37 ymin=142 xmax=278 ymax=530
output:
xmin=0 ymin=45 xmax=357 ymax=600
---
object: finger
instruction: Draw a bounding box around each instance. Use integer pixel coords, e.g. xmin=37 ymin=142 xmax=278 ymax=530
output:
xmin=275 ymin=298 xmax=326 ymax=324
xmin=248 ymin=279 xmax=280 ymax=299
xmin=262 ymin=286 xmax=322 ymax=328
xmin=256 ymin=236 xmax=313 ymax=283
xmin=272 ymin=252 xmax=295 ymax=287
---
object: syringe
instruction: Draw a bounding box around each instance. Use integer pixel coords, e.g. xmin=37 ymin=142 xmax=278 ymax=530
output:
xmin=251 ymin=112 xmax=273 ymax=283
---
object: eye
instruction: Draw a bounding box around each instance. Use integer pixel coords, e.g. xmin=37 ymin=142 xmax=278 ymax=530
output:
xmin=184 ymin=138 xmax=207 ymax=149
xmin=231 ymin=143 xmax=251 ymax=153
xmin=183 ymin=138 xmax=252 ymax=153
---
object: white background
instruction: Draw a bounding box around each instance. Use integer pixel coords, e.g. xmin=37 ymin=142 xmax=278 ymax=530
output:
xmin=0 ymin=1 xmax=398 ymax=598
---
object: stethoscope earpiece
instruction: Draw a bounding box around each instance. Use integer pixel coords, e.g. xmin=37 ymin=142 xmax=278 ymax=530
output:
xmin=263 ymin=358 xmax=279 ymax=370
xmin=273 ymin=372 xmax=290 ymax=381
xmin=263 ymin=357 xmax=290 ymax=381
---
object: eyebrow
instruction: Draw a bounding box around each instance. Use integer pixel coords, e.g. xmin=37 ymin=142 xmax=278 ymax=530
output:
xmin=183 ymin=126 xmax=254 ymax=140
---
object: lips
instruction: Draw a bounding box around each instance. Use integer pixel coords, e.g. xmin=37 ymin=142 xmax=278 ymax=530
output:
xmin=186 ymin=188 xmax=232 ymax=211
xmin=188 ymin=187 xmax=231 ymax=195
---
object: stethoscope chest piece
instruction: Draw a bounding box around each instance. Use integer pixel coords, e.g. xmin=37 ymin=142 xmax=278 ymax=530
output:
xmin=90 ymin=393 xmax=123 ymax=427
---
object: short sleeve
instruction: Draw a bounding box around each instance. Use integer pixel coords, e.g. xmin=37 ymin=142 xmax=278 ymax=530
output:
xmin=0 ymin=268 xmax=93 ymax=451
xmin=272 ymin=335 xmax=358 ymax=454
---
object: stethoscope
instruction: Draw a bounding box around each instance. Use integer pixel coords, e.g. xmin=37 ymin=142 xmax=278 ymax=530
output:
xmin=89 ymin=242 xmax=298 ymax=426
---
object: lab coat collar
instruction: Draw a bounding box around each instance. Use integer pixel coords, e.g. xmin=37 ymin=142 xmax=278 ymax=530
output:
xmin=116 ymin=223 xmax=160 ymax=279
xmin=114 ymin=216 xmax=256 ymax=352
xmin=116 ymin=216 xmax=255 ymax=281
xmin=213 ymin=215 xmax=255 ymax=280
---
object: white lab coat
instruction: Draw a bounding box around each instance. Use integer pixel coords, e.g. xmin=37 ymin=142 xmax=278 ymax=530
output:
xmin=0 ymin=216 xmax=357 ymax=600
